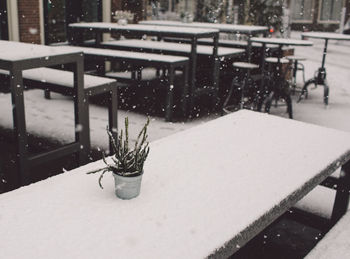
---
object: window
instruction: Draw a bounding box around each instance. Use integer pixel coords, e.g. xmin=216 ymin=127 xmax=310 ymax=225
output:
xmin=319 ymin=0 xmax=343 ymax=22
xmin=44 ymin=0 xmax=102 ymax=45
xmin=292 ymin=0 xmax=314 ymax=22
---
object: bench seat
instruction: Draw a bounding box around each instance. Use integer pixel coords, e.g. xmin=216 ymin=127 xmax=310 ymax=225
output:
xmin=305 ymin=211 xmax=350 ymax=258
xmin=57 ymin=45 xmax=189 ymax=121
xmin=0 ymin=67 xmax=118 ymax=152
xmin=101 ymin=39 xmax=245 ymax=59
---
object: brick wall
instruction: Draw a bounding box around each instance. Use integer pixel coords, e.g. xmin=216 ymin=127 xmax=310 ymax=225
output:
xmin=18 ymin=0 xmax=41 ymax=44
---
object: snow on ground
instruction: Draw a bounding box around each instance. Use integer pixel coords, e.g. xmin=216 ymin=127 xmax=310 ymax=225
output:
xmin=0 ymin=90 xmax=217 ymax=151
xmin=0 ymin=31 xmax=349 ymax=218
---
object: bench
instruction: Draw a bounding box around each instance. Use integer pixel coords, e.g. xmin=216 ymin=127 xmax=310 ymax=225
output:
xmin=0 ymin=67 xmax=118 ymax=153
xmin=57 ymin=46 xmax=189 ymax=122
xmin=305 ymin=211 xmax=350 ymax=258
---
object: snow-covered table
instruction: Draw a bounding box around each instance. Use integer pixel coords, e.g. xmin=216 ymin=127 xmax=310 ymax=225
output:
xmin=139 ymin=20 xmax=268 ymax=36
xmin=0 ymin=40 xmax=90 ymax=188
xmin=250 ymin=37 xmax=313 ymax=118
xmin=1 ymin=110 xmax=350 ymax=258
xmin=68 ymin=22 xmax=221 ymax=113
xmin=298 ymin=32 xmax=350 ymax=105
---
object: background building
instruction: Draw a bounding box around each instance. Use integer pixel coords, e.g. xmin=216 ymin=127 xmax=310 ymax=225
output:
xmin=0 ymin=0 xmax=349 ymax=46
xmin=290 ymin=0 xmax=350 ymax=31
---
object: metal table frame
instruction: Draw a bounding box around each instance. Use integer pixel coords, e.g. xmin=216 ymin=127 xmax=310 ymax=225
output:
xmin=0 ymin=43 xmax=90 ymax=188
xmin=298 ymin=32 xmax=350 ymax=105
xmin=68 ymin=23 xmax=220 ymax=115
xmin=81 ymin=49 xmax=189 ymax=122
xmin=250 ymin=37 xmax=313 ymax=118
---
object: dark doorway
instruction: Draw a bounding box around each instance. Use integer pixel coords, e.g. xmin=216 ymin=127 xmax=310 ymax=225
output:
xmin=0 ymin=0 xmax=9 ymax=40
xmin=44 ymin=0 xmax=102 ymax=45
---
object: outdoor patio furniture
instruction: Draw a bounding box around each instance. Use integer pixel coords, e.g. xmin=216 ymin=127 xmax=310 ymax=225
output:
xmin=0 ymin=40 xmax=90 ymax=188
xmin=298 ymin=32 xmax=350 ymax=105
xmin=0 ymin=110 xmax=349 ymax=258
xmin=305 ymin=208 xmax=350 ymax=258
xmin=263 ymin=57 xmax=293 ymax=118
xmin=58 ymin=45 xmax=189 ymax=122
xmin=99 ymin=39 xmax=245 ymax=115
xmin=222 ymin=61 xmax=259 ymax=114
xmin=286 ymin=55 xmax=306 ymax=94
xmin=139 ymin=20 xmax=269 ymax=37
xmin=250 ymin=37 xmax=313 ymax=118
xmin=68 ymin=22 xmax=220 ymax=114
xmin=10 ymin=67 xmax=118 ymax=153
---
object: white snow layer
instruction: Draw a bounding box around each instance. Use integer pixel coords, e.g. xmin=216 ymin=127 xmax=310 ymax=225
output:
xmin=0 ymin=110 xmax=350 ymax=259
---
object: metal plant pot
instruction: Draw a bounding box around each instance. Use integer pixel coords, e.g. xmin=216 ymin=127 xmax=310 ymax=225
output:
xmin=112 ymin=172 xmax=143 ymax=200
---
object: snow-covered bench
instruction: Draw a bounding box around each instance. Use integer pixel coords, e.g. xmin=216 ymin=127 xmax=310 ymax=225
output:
xmin=0 ymin=67 xmax=118 ymax=151
xmin=101 ymin=39 xmax=245 ymax=58
xmin=57 ymin=45 xmax=189 ymax=122
xmin=305 ymin=211 xmax=350 ymax=258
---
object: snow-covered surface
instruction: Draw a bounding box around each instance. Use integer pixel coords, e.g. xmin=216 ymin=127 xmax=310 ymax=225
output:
xmin=250 ymin=37 xmax=313 ymax=46
xmin=305 ymin=210 xmax=350 ymax=258
xmin=0 ymin=40 xmax=81 ymax=61
xmin=302 ymin=32 xmax=350 ymax=40
xmin=69 ymin=22 xmax=219 ymax=36
xmin=103 ymin=39 xmax=245 ymax=56
xmin=106 ymin=67 xmax=182 ymax=81
xmin=0 ymin=89 xmax=204 ymax=150
xmin=22 ymin=68 xmax=115 ymax=88
xmin=139 ymin=20 xmax=268 ymax=34
xmin=265 ymin=57 xmax=289 ymax=64
xmin=58 ymin=45 xmax=189 ymax=63
xmin=1 ymin=110 xmax=350 ymax=258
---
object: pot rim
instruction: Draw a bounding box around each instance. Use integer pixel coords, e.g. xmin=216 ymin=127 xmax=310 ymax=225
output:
xmin=112 ymin=170 xmax=143 ymax=178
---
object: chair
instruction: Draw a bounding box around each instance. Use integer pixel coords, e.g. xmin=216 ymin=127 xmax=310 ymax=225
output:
xmin=286 ymin=56 xmax=306 ymax=94
xmin=222 ymin=61 xmax=259 ymax=115
xmin=262 ymin=57 xmax=293 ymax=119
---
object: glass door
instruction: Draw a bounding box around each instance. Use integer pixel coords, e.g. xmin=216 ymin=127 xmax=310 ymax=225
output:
xmin=44 ymin=0 xmax=102 ymax=45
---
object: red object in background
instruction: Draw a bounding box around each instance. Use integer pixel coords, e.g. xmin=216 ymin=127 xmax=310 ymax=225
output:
xmin=269 ymin=27 xmax=274 ymax=33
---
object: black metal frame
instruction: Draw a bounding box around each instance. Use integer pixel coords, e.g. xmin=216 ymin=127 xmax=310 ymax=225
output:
xmin=0 ymin=49 xmax=90 ymax=188
xmin=80 ymin=50 xmax=189 ymax=122
xmin=68 ymin=23 xmax=219 ymax=117
xmin=298 ymin=38 xmax=329 ymax=105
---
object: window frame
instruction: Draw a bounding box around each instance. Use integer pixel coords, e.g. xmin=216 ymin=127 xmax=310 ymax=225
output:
xmin=317 ymin=0 xmax=345 ymax=24
xmin=291 ymin=0 xmax=315 ymax=24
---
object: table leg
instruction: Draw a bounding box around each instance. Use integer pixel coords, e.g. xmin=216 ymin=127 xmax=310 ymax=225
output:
xmin=182 ymin=63 xmax=189 ymax=119
xmin=298 ymin=39 xmax=329 ymax=105
xmin=108 ymin=86 xmax=118 ymax=154
xmin=188 ymin=37 xmax=198 ymax=118
xmin=212 ymin=34 xmax=220 ymax=109
xmin=331 ymin=160 xmax=350 ymax=224
xmin=257 ymin=43 xmax=267 ymax=112
xmin=73 ymin=57 xmax=90 ymax=164
xmin=165 ymin=66 xmax=175 ymax=122
xmin=10 ymin=68 xmax=29 ymax=187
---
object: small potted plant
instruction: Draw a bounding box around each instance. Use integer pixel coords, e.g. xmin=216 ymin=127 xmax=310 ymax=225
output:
xmin=87 ymin=117 xmax=150 ymax=199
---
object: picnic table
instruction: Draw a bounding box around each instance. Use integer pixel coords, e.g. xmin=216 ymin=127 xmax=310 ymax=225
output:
xmin=101 ymin=39 xmax=245 ymax=112
xmin=1 ymin=110 xmax=349 ymax=258
xmin=68 ymin=22 xmax=221 ymax=111
xmin=0 ymin=40 xmax=90 ymax=188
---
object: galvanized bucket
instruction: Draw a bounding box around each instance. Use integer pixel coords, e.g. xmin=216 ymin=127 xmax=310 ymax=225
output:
xmin=112 ymin=172 xmax=143 ymax=200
